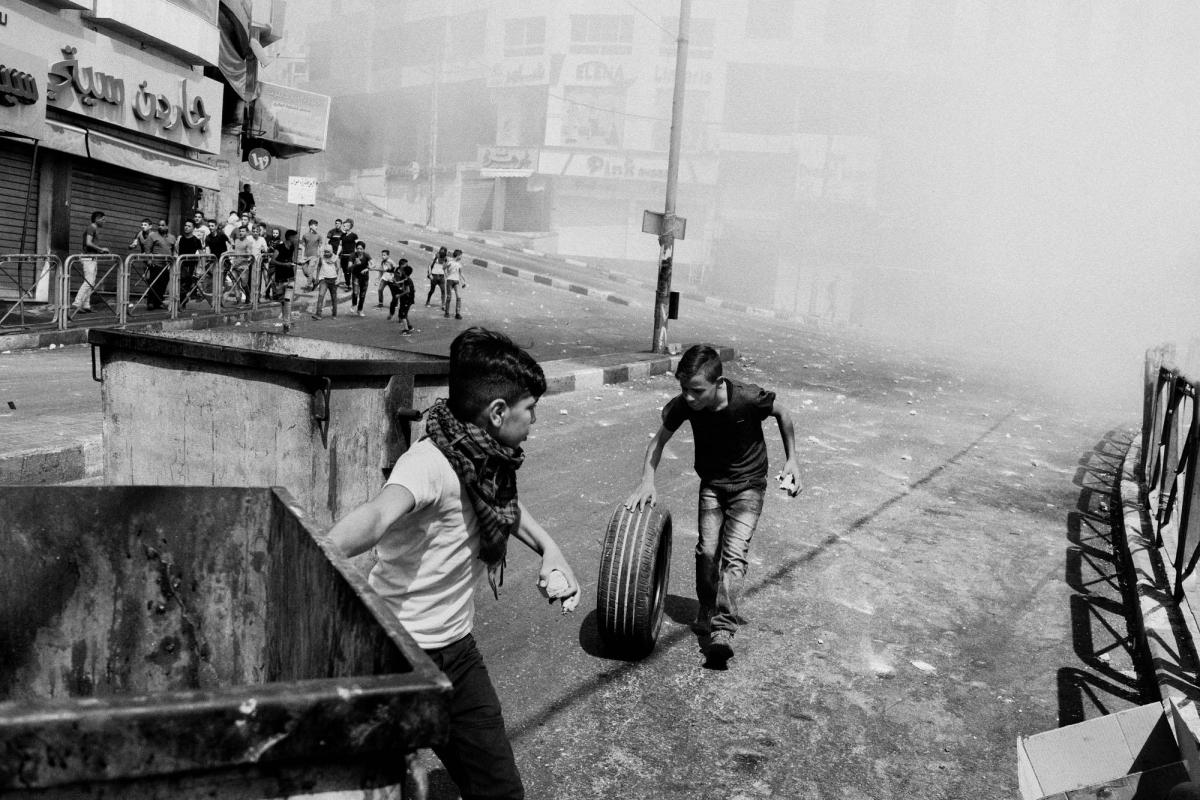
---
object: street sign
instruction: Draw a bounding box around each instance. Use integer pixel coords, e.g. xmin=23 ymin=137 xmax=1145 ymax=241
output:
xmin=247 ymin=147 xmax=272 ymax=171
xmin=287 ymin=176 xmax=318 ymax=206
xmin=642 ymin=210 xmax=686 ymax=240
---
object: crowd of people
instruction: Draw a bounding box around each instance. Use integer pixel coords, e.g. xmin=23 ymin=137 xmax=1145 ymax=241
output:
xmin=68 ymin=202 xmax=473 ymax=337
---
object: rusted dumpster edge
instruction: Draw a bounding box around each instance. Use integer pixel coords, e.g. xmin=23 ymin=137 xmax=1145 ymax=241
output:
xmin=87 ymin=329 xmax=451 ymax=380
xmin=0 ymin=487 xmax=452 ymax=793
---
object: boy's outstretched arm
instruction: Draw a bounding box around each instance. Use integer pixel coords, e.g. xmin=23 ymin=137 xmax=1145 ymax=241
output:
xmin=327 ymin=483 xmax=416 ymax=558
xmin=512 ymin=501 xmax=580 ymax=610
xmin=625 ymin=424 xmax=675 ymax=509
xmin=772 ymin=401 xmax=803 ymax=496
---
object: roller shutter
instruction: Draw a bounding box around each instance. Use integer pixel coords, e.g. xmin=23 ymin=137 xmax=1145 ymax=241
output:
xmin=0 ymin=143 xmax=39 ymax=255
xmin=69 ymin=159 xmax=171 ymax=255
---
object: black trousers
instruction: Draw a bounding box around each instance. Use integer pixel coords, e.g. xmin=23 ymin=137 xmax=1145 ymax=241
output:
xmin=423 ymin=634 xmax=524 ymax=800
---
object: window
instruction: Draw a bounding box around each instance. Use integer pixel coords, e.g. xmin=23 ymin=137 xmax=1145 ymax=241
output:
xmin=506 ymin=17 xmax=546 ymax=56
xmin=826 ymin=0 xmax=875 ymax=46
xmin=659 ymin=17 xmax=715 ymax=58
xmin=746 ymin=0 xmax=793 ymax=40
xmin=561 ymin=87 xmax=625 ymax=147
xmin=570 ymin=15 xmax=634 ymax=54
xmin=909 ymin=0 xmax=956 ymax=52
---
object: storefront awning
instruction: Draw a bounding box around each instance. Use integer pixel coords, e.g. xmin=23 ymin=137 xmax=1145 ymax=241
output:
xmin=45 ymin=121 xmax=220 ymax=189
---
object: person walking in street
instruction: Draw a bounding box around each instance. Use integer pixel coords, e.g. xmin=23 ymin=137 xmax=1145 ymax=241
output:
xmin=348 ymin=240 xmax=372 ymax=316
xmin=176 ymin=220 xmax=204 ymax=309
xmin=325 ymin=326 xmax=580 ymax=800
xmin=425 ymin=247 xmax=447 ymax=307
xmin=271 ymin=229 xmax=299 ymax=333
xmin=375 ymin=248 xmax=396 ymax=307
xmin=143 ymin=218 xmax=176 ymax=310
xmin=311 ymin=244 xmax=340 ymax=320
xmin=338 ymin=218 xmax=359 ymax=289
xmin=443 ymin=249 xmax=467 ymax=319
xmin=625 ymin=345 xmax=802 ymax=667
xmin=227 ymin=225 xmax=254 ymax=304
xmin=326 ymin=218 xmax=344 ymax=285
xmin=70 ymin=210 xmax=110 ymax=316
xmin=395 ymin=262 xmax=416 ymax=335
xmin=249 ymin=224 xmax=270 ymax=301
xmin=300 ymin=218 xmax=324 ymax=291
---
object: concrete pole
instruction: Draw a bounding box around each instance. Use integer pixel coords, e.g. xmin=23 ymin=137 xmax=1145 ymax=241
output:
xmin=651 ymin=0 xmax=691 ymax=353
xmin=427 ymin=17 xmax=447 ymax=227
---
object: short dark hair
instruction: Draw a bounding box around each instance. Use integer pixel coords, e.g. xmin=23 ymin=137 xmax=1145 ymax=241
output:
xmin=401 ymin=264 xmax=413 ymax=276
xmin=344 ymin=217 xmax=354 ymax=226
xmin=355 ymin=240 xmax=365 ymax=249
xmin=90 ymin=211 xmax=105 ymax=222
xmin=308 ymin=218 xmax=318 ymax=226
xmin=141 ymin=218 xmax=152 ymax=224
xmin=285 ymin=229 xmax=297 ymax=239
xmin=334 ymin=218 xmax=342 ymax=223
xmin=381 ymin=248 xmax=390 ymax=255
xmin=675 ymin=345 xmax=723 ymax=384
xmin=448 ymin=327 xmax=546 ymax=422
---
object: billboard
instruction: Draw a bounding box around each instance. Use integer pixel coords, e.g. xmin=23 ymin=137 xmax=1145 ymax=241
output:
xmin=252 ymin=82 xmax=331 ymax=154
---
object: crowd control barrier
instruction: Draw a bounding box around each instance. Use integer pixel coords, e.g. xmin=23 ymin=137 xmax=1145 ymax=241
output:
xmin=122 ymin=253 xmax=176 ymax=323
xmin=61 ymin=253 xmax=124 ymax=330
xmin=216 ymin=251 xmax=261 ymax=313
xmin=175 ymin=253 xmax=218 ymax=315
xmin=0 ymin=254 xmax=61 ymax=331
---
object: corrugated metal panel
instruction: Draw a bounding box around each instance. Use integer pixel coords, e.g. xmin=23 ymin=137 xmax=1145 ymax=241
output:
xmin=0 ymin=144 xmax=39 ymax=255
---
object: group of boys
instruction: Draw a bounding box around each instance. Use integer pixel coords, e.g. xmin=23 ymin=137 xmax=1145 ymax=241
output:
xmin=329 ymin=327 xmax=801 ymax=800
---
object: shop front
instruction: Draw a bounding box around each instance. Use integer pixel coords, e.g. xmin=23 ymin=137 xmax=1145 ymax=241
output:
xmin=1 ymin=3 xmax=223 ymax=303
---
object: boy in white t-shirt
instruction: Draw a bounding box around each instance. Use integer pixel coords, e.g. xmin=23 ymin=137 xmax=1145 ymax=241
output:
xmin=327 ymin=327 xmax=580 ymax=800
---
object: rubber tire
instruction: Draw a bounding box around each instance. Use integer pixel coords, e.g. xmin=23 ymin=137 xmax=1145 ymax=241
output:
xmin=596 ymin=502 xmax=672 ymax=658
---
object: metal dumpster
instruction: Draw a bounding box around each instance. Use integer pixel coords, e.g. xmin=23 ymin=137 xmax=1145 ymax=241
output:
xmin=87 ymin=329 xmax=449 ymax=526
xmin=0 ymin=484 xmax=450 ymax=798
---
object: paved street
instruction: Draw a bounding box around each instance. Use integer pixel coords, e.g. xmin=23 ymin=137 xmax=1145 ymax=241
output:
xmin=0 ymin=214 xmax=1154 ymax=798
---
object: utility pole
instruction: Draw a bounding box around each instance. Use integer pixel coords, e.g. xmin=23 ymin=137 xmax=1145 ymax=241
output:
xmin=427 ymin=18 xmax=446 ymax=226
xmin=651 ymin=0 xmax=691 ymax=353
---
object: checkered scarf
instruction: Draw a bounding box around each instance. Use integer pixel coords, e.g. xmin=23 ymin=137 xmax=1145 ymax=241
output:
xmin=423 ymin=399 xmax=524 ymax=598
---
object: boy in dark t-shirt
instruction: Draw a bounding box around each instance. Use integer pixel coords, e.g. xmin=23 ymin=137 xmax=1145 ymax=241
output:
xmin=625 ymin=344 xmax=801 ymax=665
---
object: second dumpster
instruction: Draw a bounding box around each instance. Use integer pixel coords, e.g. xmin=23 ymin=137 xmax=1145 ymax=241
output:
xmin=89 ymin=328 xmax=450 ymax=527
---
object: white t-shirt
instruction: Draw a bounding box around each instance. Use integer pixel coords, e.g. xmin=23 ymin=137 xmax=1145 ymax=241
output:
xmin=370 ymin=439 xmax=485 ymax=649
xmin=445 ymin=259 xmax=463 ymax=283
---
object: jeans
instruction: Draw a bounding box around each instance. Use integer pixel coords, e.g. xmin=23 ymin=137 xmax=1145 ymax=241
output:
xmin=444 ymin=279 xmax=462 ymax=316
xmin=424 ymin=634 xmax=524 ymax=800
xmin=426 ymin=274 xmax=445 ymax=305
xmin=696 ymin=483 xmax=764 ymax=635
xmin=71 ymin=257 xmax=98 ymax=309
xmin=313 ymin=278 xmax=338 ymax=316
xmin=351 ymin=271 xmax=369 ymax=311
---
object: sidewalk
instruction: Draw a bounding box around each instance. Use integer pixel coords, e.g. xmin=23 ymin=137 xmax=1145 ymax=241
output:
xmin=0 ymin=333 xmax=734 ymax=484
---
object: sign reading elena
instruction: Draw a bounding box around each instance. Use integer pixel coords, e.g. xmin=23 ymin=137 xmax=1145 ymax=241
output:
xmin=45 ymin=40 xmax=222 ymax=155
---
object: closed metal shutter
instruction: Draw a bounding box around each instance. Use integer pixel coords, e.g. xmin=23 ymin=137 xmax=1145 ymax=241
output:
xmin=0 ymin=143 xmax=39 ymax=255
xmin=69 ymin=159 xmax=171 ymax=255
xmin=458 ymin=178 xmax=494 ymax=232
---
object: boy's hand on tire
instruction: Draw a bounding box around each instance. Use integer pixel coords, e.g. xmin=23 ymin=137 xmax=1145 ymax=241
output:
xmin=624 ymin=483 xmax=656 ymax=510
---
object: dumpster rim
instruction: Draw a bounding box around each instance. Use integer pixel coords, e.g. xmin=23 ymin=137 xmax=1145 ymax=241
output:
xmin=87 ymin=328 xmax=451 ymax=379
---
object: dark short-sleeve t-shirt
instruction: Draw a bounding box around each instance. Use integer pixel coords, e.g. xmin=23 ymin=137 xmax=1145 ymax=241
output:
xmin=662 ymin=379 xmax=776 ymax=491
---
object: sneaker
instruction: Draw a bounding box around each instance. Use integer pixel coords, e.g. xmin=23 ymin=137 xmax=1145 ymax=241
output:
xmin=707 ymin=630 xmax=734 ymax=663
xmin=444 ymin=312 xmax=450 ymax=318
xmin=282 ymin=323 xmax=291 ymax=333
xmin=311 ymin=314 xmax=323 ymax=320
xmin=400 ymin=329 xmax=412 ymax=336
xmin=386 ymin=314 xmax=393 ymax=321
xmin=454 ymin=313 xmax=462 ymax=319
xmin=375 ymin=303 xmax=385 ymax=308
xmin=75 ymin=307 xmax=92 ymax=314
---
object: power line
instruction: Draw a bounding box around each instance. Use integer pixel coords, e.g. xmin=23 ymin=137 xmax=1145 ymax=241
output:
xmin=622 ymin=0 xmax=676 ymax=37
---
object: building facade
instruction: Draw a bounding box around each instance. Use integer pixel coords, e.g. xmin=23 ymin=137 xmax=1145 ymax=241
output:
xmin=0 ymin=0 xmax=298 ymax=305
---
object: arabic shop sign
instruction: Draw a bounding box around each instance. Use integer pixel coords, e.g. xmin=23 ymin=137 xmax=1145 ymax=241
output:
xmin=45 ymin=40 xmax=223 ymax=154
xmin=479 ymin=146 xmax=538 ymax=177
xmin=0 ymin=42 xmax=47 ymax=139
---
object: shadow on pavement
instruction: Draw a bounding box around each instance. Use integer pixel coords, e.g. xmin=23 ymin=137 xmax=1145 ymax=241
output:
xmin=1057 ymin=429 xmax=1157 ymax=725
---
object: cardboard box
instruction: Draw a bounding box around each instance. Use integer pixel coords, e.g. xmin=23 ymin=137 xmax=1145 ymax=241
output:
xmin=1018 ymin=702 xmax=1191 ymax=800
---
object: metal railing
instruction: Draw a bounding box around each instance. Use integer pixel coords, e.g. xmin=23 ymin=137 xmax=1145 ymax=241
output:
xmin=0 ymin=250 xmax=279 ymax=336
xmin=0 ymin=254 xmax=61 ymax=331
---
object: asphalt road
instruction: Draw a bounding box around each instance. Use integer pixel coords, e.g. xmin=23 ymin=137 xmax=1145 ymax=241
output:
xmin=220 ymin=211 xmax=1153 ymax=798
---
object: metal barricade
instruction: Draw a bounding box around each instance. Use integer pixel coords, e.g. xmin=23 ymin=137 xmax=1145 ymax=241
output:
xmin=61 ymin=253 xmax=124 ymax=330
xmin=0 ymin=254 xmax=62 ymax=331
xmin=175 ymin=253 xmax=219 ymax=316
xmin=216 ymin=251 xmax=260 ymax=313
xmin=122 ymin=254 xmax=176 ymax=323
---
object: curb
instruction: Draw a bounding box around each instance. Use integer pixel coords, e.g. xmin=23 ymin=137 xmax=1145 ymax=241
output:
xmin=326 ymin=190 xmax=825 ymax=329
xmin=1119 ymin=437 xmax=1200 ymax=703
xmin=0 ymin=303 xmax=310 ymax=354
xmin=0 ymin=344 xmax=738 ymax=485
